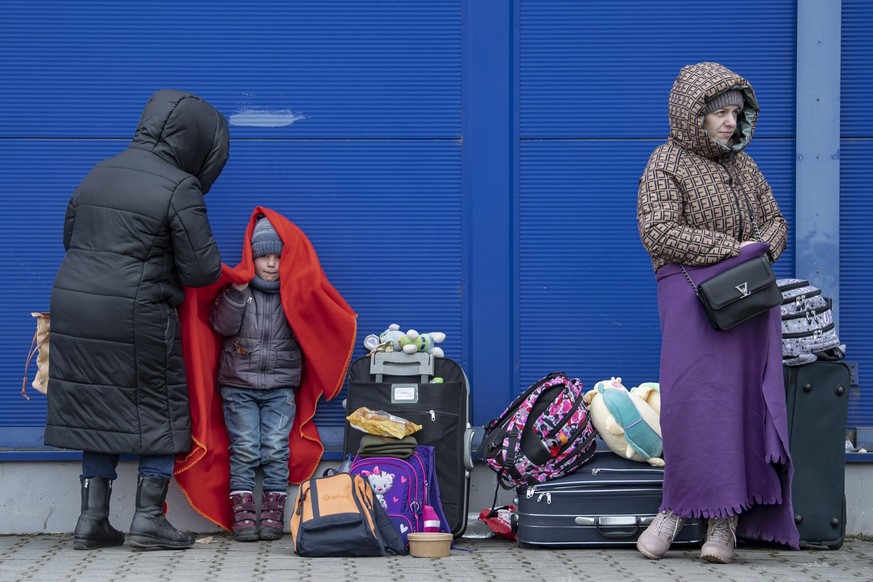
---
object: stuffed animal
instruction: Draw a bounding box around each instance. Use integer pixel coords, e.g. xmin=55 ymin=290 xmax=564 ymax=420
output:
xmin=399 ymin=329 xmax=446 ymax=358
xmin=363 ymin=324 xmax=447 ymax=357
xmin=363 ymin=323 xmax=411 ymax=353
xmin=630 ymin=382 xmax=661 ymax=416
xmin=583 ymin=377 xmax=664 ymax=467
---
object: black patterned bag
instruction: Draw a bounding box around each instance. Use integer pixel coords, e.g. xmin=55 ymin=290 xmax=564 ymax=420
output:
xmin=777 ymin=279 xmax=845 ymax=365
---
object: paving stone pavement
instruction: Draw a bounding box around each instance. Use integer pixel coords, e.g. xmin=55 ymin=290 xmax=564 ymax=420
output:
xmin=1 ymin=534 xmax=873 ymax=582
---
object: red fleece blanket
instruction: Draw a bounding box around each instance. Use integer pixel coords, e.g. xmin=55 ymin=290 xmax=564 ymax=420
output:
xmin=173 ymin=206 xmax=357 ymax=529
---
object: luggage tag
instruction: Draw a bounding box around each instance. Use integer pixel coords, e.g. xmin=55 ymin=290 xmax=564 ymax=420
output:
xmin=391 ymin=383 xmax=419 ymax=404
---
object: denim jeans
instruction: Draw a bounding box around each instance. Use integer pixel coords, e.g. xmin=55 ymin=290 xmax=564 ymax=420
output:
xmin=81 ymin=452 xmax=175 ymax=480
xmin=221 ymin=386 xmax=295 ymax=492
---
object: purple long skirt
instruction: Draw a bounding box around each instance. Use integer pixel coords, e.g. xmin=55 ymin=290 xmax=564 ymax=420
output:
xmin=656 ymin=242 xmax=800 ymax=548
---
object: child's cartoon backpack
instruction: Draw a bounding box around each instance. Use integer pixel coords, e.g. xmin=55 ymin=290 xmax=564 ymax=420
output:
xmin=478 ymin=372 xmax=598 ymax=489
xmin=777 ymin=279 xmax=845 ymax=365
xmin=349 ymin=444 xmax=450 ymax=546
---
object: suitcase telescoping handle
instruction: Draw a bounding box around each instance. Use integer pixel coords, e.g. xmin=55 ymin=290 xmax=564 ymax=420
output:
xmin=574 ymin=515 xmax=652 ymax=538
xmin=370 ymin=352 xmax=435 ymax=383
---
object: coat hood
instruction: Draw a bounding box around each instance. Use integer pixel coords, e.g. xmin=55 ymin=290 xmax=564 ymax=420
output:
xmin=131 ymin=89 xmax=230 ymax=193
xmin=668 ymin=62 xmax=759 ymax=159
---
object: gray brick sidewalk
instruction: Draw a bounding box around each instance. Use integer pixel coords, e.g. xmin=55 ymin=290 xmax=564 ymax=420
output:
xmin=1 ymin=534 xmax=872 ymax=582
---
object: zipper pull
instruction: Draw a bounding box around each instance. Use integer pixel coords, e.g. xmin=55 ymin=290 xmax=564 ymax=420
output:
xmin=429 ymin=410 xmax=436 ymax=421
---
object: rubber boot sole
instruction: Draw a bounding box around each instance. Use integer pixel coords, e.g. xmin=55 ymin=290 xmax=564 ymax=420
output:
xmin=129 ymin=534 xmax=194 ymax=551
xmin=232 ymin=528 xmax=260 ymax=542
xmin=700 ymin=549 xmax=735 ymax=564
xmin=73 ymin=536 xmax=125 ymax=550
xmin=258 ymin=527 xmax=282 ymax=541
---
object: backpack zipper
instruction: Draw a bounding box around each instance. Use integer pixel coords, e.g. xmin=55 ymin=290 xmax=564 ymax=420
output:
xmin=783 ymin=322 xmax=835 ymax=339
xmin=781 ymin=288 xmax=822 ymax=305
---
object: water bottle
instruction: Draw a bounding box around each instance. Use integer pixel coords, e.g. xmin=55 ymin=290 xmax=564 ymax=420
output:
xmin=338 ymin=454 xmax=354 ymax=473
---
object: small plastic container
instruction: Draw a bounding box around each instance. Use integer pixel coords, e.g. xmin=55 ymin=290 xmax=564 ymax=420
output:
xmin=407 ymin=532 xmax=453 ymax=558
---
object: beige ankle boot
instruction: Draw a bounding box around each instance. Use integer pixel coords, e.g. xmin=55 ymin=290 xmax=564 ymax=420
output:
xmin=700 ymin=514 xmax=738 ymax=563
xmin=637 ymin=510 xmax=685 ymax=559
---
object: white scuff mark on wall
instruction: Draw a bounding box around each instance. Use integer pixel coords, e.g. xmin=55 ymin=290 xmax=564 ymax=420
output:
xmin=229 ymin=108 xmax=306 ymax=127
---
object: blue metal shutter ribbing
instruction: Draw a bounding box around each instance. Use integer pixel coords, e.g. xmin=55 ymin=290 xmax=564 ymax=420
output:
xmin=841 ymin=1 xmax=873 ymax=428
xmin=2 ymin=0 xmax=871 ymax=452
xmin=0 ymin=1 xmax=463 ymax=447
xmin=517 ymin=0 xmax=797 ymax=392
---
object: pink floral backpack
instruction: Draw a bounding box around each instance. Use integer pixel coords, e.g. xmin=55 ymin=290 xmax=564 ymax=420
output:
xmin=478 ymin=372 xmax=598 ymax=490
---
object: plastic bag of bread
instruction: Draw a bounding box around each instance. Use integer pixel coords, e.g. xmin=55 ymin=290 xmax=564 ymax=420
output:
xmin=346 ymin=406 xmax=422 ymax=439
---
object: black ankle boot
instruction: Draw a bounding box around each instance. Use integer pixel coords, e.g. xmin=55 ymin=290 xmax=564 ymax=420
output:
xmin=128 ymin=476 xmax=195 ymax=551
xmin=73 ymin=477 xmax=125 ymax=550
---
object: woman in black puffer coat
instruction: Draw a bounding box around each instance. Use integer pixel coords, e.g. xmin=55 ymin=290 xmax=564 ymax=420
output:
xmin=44 ymin=89 xmax=229 ymax=552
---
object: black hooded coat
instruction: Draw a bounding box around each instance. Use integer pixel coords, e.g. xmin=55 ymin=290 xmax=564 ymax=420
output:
xmin=44 ymin=89 xmax=229 ymax=455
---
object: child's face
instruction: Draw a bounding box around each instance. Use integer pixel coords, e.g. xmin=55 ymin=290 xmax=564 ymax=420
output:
xmin=254 ymin=253 xmax=280 ymax=281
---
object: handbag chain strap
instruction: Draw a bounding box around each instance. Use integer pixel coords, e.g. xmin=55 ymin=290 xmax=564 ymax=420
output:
xmin=680 ymin=264 xmax=700 ymax=294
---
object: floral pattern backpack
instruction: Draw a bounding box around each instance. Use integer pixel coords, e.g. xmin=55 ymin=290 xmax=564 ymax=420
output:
xmin=478 ymin=372 xmax=598 ymax=489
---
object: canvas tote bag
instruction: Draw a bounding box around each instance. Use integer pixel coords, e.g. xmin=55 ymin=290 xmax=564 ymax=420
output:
xmin=22 ymin=312 xmax=50 ymax=399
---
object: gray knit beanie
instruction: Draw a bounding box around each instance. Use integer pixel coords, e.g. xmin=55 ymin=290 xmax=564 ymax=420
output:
xmin=251 ymin=217 xmax=283 ymax=258
xmin=704 ymin=89 xmax=745 ymax=114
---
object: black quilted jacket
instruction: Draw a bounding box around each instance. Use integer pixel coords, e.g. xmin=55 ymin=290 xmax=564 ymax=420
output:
xmin=44 ymin=90 xmax=228 ymax=455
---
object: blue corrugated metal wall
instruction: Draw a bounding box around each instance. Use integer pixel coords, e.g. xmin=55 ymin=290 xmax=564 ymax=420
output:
xmin=1 ymin=1 xmax=870 ymax=452
xmin=0 ymin=0 xmax=465 ymax=449
xmin=516 ymin=0 xmax=798 ymax=391
xmin=842 ymin=1 xmax=873 ymax=428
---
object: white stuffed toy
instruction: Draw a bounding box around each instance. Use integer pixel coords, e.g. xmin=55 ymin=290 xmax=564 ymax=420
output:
xmin=399 ymin=329 xmax=446 ymax=358
xmin=630 ymin=382 xmax=661 ymax=416
xmin=583 ymin=377 xmax=664 ymax=467
xmin=363 ymin=324 xmax=446 ymax=357
xmin=363 ymin=323 xmax=411 ymax=353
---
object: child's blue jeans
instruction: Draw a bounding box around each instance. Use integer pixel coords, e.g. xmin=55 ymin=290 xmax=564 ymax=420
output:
xmin=220 ymin=386 xmax=295 ymax=492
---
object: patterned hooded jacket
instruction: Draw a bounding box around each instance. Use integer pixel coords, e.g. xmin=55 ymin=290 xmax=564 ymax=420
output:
xmin=637 ymin=62 xmax=788 ymax=272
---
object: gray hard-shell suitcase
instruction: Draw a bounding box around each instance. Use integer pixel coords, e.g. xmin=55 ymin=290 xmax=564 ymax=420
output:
xmin=516 ymin=450 xmax=705 ymax=548
xmin=343 ymin=352 xmax=474 ymax=537
xmin=784 ymin=360 xmax=851 ymax=549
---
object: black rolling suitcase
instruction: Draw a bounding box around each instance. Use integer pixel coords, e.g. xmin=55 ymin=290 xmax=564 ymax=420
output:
xmin=784 ymin=360 xmax=850 ymax=549
xmin=516 ymin=450 xmax=705 ymax=548
xmin=343 ymin=352 xmax=474 ymax=537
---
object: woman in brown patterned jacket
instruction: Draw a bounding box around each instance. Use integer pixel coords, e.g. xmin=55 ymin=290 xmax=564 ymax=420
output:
xmin=635 ymin=62 xmax=798 ymax=563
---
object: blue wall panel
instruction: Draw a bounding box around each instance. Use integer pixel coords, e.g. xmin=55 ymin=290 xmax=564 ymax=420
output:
xmin=518 ymin=140 xmax=796 ymax=392
xmin=842 ymin=1 xmax=873 ymax=138
xmin=519 ymin=0 xmax=796 ymax=139
xmin=842 ymin=1 xmax=873 ymax=427
xmin=0 ymin=1 xmax=465 ymax=448
xmin=1 ymin=138 xmax=463 ymax=441
xmin=841 ymin=142 xmax=873 ymax=429
xmin=516 ymin=0 xmax=798 ymax=397
xmin=2 ymin=0 xmax=871 ymax=453
xmin=0 ymin=1 xmax=461 ymax=139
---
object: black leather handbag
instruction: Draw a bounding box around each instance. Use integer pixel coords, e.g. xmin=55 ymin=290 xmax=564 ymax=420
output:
xmin=681 ymin=186 xmax=782 ymax=331
xmin=683 ymin=255 xmax=782 ymax=331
